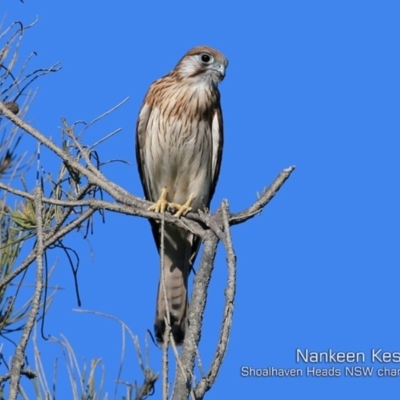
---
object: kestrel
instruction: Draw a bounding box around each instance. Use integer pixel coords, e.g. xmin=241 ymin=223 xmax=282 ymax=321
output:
xmin=136 ymin=45 xmax=227 ymax=344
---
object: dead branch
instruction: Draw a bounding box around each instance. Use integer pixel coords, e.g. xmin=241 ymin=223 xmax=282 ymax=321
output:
xmin=9 ymin=187 xmax=44 ymax=400
xmin=0 ymin=98 xmax=295 ymax=400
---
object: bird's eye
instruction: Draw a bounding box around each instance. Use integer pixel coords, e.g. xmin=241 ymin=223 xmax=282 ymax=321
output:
xmin=200 ymin=53 xmax=213 ymax=64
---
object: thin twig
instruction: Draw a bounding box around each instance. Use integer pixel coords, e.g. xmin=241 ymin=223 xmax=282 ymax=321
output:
xmin=89 ymin=128 xmax=122 ymax=150
xmin=133 ymin=334 xmax=158 ymax=400
xmin=72 ymin=309 xmax=158 ymax=400
xmin=62 ymin=118 xmax=98 ymax=174
xmin=160 ymin=215 xmax=172 ymax=400
xmin=0 ymin=208 xmax=96 ymax=289
xmin=162 ymin=320 xmax=170 ymax=400
xmin=0 ymin=102 xmax=131 ymax=201
xmin=229 ymin=166 xmax=296 ymax=225
xmin=79 ymin=97 xmax=129 ymax=135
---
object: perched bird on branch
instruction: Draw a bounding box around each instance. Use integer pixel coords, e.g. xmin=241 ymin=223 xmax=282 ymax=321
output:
xmin=136 ymin=45 xmax=228 ymax=344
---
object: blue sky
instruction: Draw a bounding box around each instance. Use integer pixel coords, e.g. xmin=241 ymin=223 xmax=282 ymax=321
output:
xmin=2 ymin=1 xmax=400 ymax=399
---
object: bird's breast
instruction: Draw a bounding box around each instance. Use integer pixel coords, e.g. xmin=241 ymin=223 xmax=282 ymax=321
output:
xmin=144 ymin=107 xmax=213 ymax=209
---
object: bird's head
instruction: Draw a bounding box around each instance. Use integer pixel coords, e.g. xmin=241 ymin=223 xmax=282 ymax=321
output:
xmin=174 ymin=45 xmax=228 ymax=85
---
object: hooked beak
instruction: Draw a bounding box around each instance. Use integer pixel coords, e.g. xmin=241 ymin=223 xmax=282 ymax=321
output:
xmin=213 ymin=64 xmax=225 ymax=80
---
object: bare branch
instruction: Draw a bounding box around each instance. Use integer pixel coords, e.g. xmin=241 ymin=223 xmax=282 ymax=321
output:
xmin=0 ymin=369 xmax=36 ymax=384
xmin=0 ymin=103 xmax=208 ymax=238
xmin=0 ymin=80 xmax=295 ymax=399
xmin=194 ymin=200 xmax=236 ymax=398
xmin=73 ymin=309 xmax=159 ymax=400
xmin=0 ymin=102 xmax=131 ymax=200
xmin=89 ymin=128 xmax=123 ymax=151
xmin=9 ymin=186 xmax=44 ymax=399
xmin=79 ymin=97 xmax=129 ymax=135
xmin=0 ymin=177 xmax=208 ymax=246
xmin=173 ymin=232 xmax=219 ymax=399
xmin=229 ymin=166 xmax=295 ymax=225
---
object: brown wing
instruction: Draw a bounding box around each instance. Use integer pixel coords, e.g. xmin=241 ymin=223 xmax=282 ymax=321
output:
xmin=187 ymin=104 xmax=224 ymax=271
xmin=135 ymin=99 xmax=166 ymax=254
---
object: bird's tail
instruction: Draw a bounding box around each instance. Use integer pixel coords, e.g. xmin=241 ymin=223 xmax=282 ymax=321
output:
xmin=154 ymin=224 xmax=194 ymax=345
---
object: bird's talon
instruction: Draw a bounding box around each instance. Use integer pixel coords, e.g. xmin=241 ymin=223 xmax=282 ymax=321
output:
xmin=171 ymin=194 xmax=195 ymax=218
xmin=148 ymin=200 xmax=168 ymax=213
xmin=148 ymin=188 xmax=169 ymax=213
xmin=174 ymin=205 xmax=192 ymax=218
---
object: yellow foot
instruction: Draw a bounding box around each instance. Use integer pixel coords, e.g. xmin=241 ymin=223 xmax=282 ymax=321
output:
xmin=148 ymin=188 xmax=170 ymax=213
xmin=170 ymin=194 xmax=195 ymax=218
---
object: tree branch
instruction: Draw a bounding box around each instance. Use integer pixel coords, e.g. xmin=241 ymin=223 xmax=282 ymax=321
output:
xmin=0 ymin=208 xmax=96 ymax=289
xmin=173 ymin=231 xmax=219 ymax=399
xmin=0 ymin=99 xmax=295 ymax=399
xmin=229 ymin=166 xmax=295 ymax=225
xmin=194 ymin=200 xmax=236 ymax=399
xmin=9 ymin=186 xmax=44 ymax=399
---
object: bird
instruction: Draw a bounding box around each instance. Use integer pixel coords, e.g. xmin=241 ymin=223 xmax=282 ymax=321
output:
xmin=135 ymin=45 xmax=227 ymax=345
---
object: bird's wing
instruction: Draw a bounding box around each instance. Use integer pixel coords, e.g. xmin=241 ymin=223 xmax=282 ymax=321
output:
xmin=210 ymin=103 xmax=224 ymax=201
xmin=186 ymin=103 xmax=224 ymax=266
xmin=136 ymin=100 xmax=165 ymax=254
xmin=135 ymin=101 xmax=153 ymax=201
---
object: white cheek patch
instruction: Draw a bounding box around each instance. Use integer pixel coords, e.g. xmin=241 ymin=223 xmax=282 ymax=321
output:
xmin=178 ymin=58 xmax=199 ymax=77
